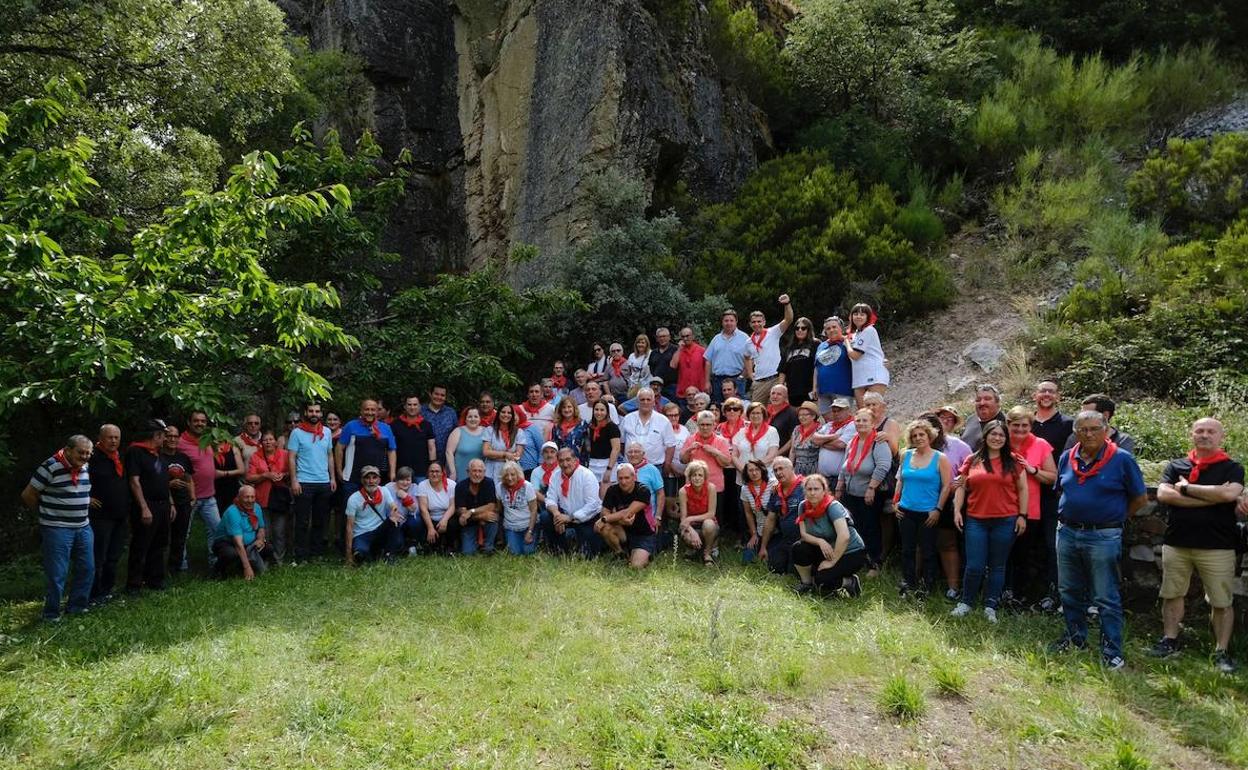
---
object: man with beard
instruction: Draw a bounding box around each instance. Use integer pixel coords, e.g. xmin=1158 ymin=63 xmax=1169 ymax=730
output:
xmin=392 ymin=395 xmax=436 ymax=484
xmin=287 ymin=402 xmax=337 ymax=561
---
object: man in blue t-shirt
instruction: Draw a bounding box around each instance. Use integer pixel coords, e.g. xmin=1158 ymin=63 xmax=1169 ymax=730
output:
xmin=1050 ymin=410 xmax=1146 ymax=670
xmin=702 ymin=309 xmax=754 ymax=405
xmin=813 ymin=316 xmax=853 ymax=414
xmin=286 ymin=402 xmax=337 ymax=561
xmin=336 ymin=398 xmax=397 ymax=495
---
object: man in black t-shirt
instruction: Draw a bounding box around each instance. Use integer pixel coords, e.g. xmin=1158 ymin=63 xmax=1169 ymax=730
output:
xmin=161 ymin=425 xmax=198 ymax=574
xmin=125 ymin=420 xmax=175 ymax=592
xmin=595 ymin=464 xmax=656 ymax=569
xmin=452 ymin=459 xmax=499 ymax=555
xmin=88 ymin=424 xmax=130 ymax=602
xmin=1151 ymin=418 xmax=1245 ymax=673
xmin=392 ymin=395 xmax=436 ymax=483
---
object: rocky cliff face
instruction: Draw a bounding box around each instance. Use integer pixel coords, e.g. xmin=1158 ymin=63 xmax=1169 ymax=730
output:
xmin=281 ymin=0 xmax=772 ymax=280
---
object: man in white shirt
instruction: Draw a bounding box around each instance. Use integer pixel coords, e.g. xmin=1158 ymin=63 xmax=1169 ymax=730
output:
xmin=544 ymin=447 xmax=604 ymax=556
xmin=578 ymin=381 xmax=620 ymax=424
xmin=747 ymin=293 xmax=794 ymax=403
xmin=620 ymin=388 xmax=677 ymax=475
xmin=515 ymin=383 xmax=556 ymax=433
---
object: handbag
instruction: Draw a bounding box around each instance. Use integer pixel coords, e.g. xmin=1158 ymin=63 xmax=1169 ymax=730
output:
xmin=268 ymin=484 xmax=293 ymax=514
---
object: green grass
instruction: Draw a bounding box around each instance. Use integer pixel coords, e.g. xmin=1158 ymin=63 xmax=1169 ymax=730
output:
xmin=878 ymin=674 xmax=927 ymax=721
xmin=1 ymin=552 xmax=1247 ymax=769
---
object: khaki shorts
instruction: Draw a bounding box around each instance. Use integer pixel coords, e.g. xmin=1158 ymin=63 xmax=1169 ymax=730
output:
xmin=1160 ymin=546 xmax=1237 ymax=608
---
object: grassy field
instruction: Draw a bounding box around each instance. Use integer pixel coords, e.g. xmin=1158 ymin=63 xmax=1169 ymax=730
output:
xmin=1 ymin=549 xmax=1246 ymax=770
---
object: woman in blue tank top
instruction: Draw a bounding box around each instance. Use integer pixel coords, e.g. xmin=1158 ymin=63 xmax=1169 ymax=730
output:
xmin=894 ymin=419 xmax=952 ymax=596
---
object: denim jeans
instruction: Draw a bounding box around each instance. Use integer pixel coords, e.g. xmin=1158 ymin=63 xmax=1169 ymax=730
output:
xmin=190 ymin=497 xmax=221 ymax=567
xmin=961 ymin=516 xmax=1016 ymax=609
xmin=88 ymin=515 xmax=127 ymax=599
xmin=461 ymin=521 xmax=500 ymax=555
xmin=351 ymin=521 xmax=403 ymax=562
xmin=41 ymin=525 xmax=94 ymax=619
xmin=543 ymin=516 xmax=602 ymax=557
xmin=1057 ymin=524 xmax=1125 ymax=660
xmin=897 ymin=506 xmax=939 ymax=589
xmin=504 ymin=528 xmax=537 ymax=555
xmin=293 ymin=482 xmax=333 ymax=559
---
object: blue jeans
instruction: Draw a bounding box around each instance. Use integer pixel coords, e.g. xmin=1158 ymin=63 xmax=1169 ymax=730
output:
xmin=961 ymin=516 xmax=1016 ymax=609
xmin=504 ymin=528 xmax=537 ymax=555
xmin=461 ymin=521 xmax=500 ymax=554
xmin=41 ymin=525 xmax=94 ymax=619
xmin=1057 ymin=524 xmax=1125 ymax=660
xmin=709 ymin=374 xmax=746 ymax=405
xmin=185 ymin=497 xmax=221 ymax=568
xmin=543 ymin=516 xmax=602 ymax=557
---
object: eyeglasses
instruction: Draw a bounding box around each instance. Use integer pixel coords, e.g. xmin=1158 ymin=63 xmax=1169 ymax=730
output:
xmin=724 ymin=406 xmax=742 ymax=412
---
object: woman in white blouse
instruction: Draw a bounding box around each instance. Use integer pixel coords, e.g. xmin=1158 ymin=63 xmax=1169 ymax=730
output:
xmin=416 ymin=462 xmax=457 ymax=552
xmin=845 ymin=302 xmax=889 ymax=408
xmin=732 ymin=401 xmax=780 ymax=472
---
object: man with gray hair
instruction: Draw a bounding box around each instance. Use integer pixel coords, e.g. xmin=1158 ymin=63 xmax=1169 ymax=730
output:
xmin=960 ymin=384 xmax=1004 ymax=451
xmin=87 ymin=424 xmax=128 ymax=603
xmin=620 ymin=387 xmax=677 ymax=470
xmin=1049 ymin=409 xmax=1146 ymax=670
xmin=21 ymin=434 xmax=94 ymax=620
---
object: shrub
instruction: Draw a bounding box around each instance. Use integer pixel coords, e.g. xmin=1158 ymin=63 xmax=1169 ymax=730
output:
xmin=932 ymin=662 xmax=968 ymax=698
xmin=1127 ymin=133 xmax=1248 ymax=237
xmin=680 ymin=151 xmax=953 ymax=324
xmin=706 ymin=0 xmax=791 ymax=120
xmin=878 ymin=674 xmax=926 ymax=721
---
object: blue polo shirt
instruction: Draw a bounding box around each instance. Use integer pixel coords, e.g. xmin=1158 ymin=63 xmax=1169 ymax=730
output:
xmin=636 ymin=463 xmax=665 ymax=514
xmin=287 ymin=426 xmax=334 ymax=483
xmin=214 ymin=503 xmax=266 ymax=546
xmin=518 ymin=423 xmax=545 ymax=472
xmin=1056 ymin=444 xmax=1146 ymax=526
xmin=339 ymin=419 xmax=397 ymax=484
xmin=703 ymin=330 xmax=753 ymax=376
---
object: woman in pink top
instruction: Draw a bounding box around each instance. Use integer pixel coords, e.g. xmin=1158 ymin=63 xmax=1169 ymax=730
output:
xmin=245 ymin=431 xmax=291 ymax=561
xmin=1005 ymin=405 xmax=1057 ymax=606
xmin=679 ymin=410 xmax=733 ymax=494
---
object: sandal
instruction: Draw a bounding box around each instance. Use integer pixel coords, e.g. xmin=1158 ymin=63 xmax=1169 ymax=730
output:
xmin=702 ymin=553 xmax=716 ymax=567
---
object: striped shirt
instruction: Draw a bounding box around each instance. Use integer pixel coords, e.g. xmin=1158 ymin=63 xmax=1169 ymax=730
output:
xmin=29 ymin=455 xmax=92 ymax=528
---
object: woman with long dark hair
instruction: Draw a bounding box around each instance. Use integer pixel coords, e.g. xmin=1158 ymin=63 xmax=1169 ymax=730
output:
xmin=844 ymin=302 xmax=889 ymax=408
xmin=780 ymin=316 xmax=818 ymax=407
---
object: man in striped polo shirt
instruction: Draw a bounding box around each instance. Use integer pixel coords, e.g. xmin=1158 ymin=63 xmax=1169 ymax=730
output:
xmin=21 ymin=435 xmax=94 ymax=621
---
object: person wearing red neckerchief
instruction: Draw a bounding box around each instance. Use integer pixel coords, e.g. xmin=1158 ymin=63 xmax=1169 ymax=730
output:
xmin=122 ymin=419 xmax=175 ymax=594
xmin=22 ymin=434 xmax=94 ymax=620
xmin=177 ymin=410 xmax=226 ymax=571
xmin=244 ymin=431 xmax=291 ymax=562
xmin=87 ymin=424 xmax=129 ymax=603
xmin=759 ymin=457 xmax=806 ymax=575
xmin=679 ymin=460 xmax=720 ymax=566
xmin=548 ymin=360 xmax=569 ymax=397
xmin=1051 ymin=410 xmax=1146 ymax=670
xmin=234 ymin=414 xmax=263 ymax=466
xmin=844 ymin=302 xmax=889 ymax=409
xmin=746 ymin=293 xmax=794 ymax=404
xmin=788 ymin=401 xmax=823 ymax=476
xmin=336 ymin=399 xmax=398 ymax=494
xmin=595 ymin=463 xmax=658 ymax=568
xmin=790 ymin=474 xmax=868 ymax=597
xmin=210 ymin=484 xmax=275 ymax=580
xmin=544 ymin=447 xmax=603 ymax=556
xmin=529 ymin=442 xmax=561 ymax=510
xmin=731 ymin=401 xmax=780 ymax=475
xmin=344 ymin=465 xmax=404 ymax=565
xmin=765 ymin=384 xmax=799 ymax=457
xmin=164 ymin=424 xmax=200 ymax=575
xmin=496 ymin=461 xmax=539 ymax=555
xmin=286 ymin=402 xmax=337 ymax=562
xmin=515 ymin=382 xmax=555 ymax=434
xmin=392 ymin=395 xmax=436 ymax=484
xmin=1152 ymin=417 xmax=1245 ymax=673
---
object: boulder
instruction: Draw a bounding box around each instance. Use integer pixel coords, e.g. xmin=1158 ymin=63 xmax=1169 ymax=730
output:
xmin=961 ymin=338 xmax=1007 ymax=373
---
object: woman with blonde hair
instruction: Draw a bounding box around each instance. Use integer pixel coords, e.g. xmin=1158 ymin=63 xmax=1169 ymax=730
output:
xmin=624 ymin=334 xmax=653 ymax=397
xmin=893 ymin=418 xmax=952 ymax=597
xmin=791 ymin=474 xmax=868 ymax=597
xmin=679 ymin=460 xmax=720 ymax=566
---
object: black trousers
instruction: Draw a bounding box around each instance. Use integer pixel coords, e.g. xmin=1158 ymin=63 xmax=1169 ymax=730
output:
xmin=167 ymin=499 xmax=193 ymax=572
xmin=127 ymin=502 xmax=171 ymax=590
xmin=212 ymin=539 xmax=275 ymax=577
xmin=792 ymin=542 xmax=869 ymax=587
xmin=89 ymin=515 xmax=127 ymax=598
xmin=294 ymin=482 xmax=333 ymax=559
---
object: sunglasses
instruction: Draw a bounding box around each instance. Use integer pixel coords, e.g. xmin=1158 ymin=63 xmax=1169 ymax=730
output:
xmin=796 ymin=325 xmax=810 ymax=330
xmin=725 ymin=406 xmax=742 ymax=412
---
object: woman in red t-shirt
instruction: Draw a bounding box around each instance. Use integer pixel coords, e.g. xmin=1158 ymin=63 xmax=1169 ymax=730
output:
xmin=950 ymin=419 xmax=1028 ymax=622
xmin=679 ymin=460 xmax=720 ymax=566
xmin=245 ymin=431 xmax=290 ymax=562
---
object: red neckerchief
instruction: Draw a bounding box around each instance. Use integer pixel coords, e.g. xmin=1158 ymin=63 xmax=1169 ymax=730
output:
xmin=797 ymin=493 xmax=834 ymax=524
xmin=540 ymin=461 xmax=557 ymax=488
xmin=746 ymin=480 xmax=768 ymax=512
xmin=127 ymin=440 xmax=157 ymax=456
xmin=778 ymin=474 xmax=806 ymax=516
xmin=398 ymin=413 xmax=425 ymax=430
xmin=358 ymin=486 xmax=383 ymax=506
xmin=514 ymin=409 xmax=533 ymax=430
xmin=214 ymin=442 xmax=232 ymax=465
xmin=845 ymin=430 xmax=877 ymax=475
xmin=684 ymin=482 xmax=709 ymax=514
xmin=1188 ymin=449 xmax=1231 ymax=483
xmin=558 ymin=417 xmax=580 ymax=438
xmin=590 ymin=419 xmax=608 ymax=444
xmin=360 ymin=418 xmax=382 ymax=440
xmin=796 ymin=421 xmax=820 ymax=445
xmin=238 ymin=432 xmax=261 ymax=449
xmin=331 ymin=428 xmax=342 ymax=441
xmin=235 ymin=497 xmax=260 ymax=530
xmin=766 ymin=402 xmax=787 ymax=421
xmin=298 ymin=420 xmax=325 ymax=440
xmin=480 ymin=410 xmax=496 ymax=428
xmin=719 ymin=418 xmax=744 ymax=441
xmin=53 ymin=449 xmax=82 ymax=485
xmin=560 ymin=462 xmax=580 ymax=496
xmin=610 ymin=356 xmax=625 ymax=377
xmin=830 ymin=416 xmax=853 ymax=431
xmin=633 ymin=457 xmax=648 ymax=469
xmin=496 ymin=422 xmax=515 ymax=448
xmin=398 ymin=488 xmax=416 ymax=508
xmin=1069 ymin=441 xmax=1118 ymax=485
xmin=503 ymin=479 xmax=526 ymax=507
xmin=744 ymin=420 xmax=770 ymax=451
xmin=550 ymin=374 xmax=567 ymax=390
xmin=258 ymin=449 xmax=285 ymax=474
xmin=750 ymin=328 xmax=767 ymax=352
xmin=96 ymin=444 xmax=123 ymax=476
xmin=518 ymin=400 xmax=548 ymax=422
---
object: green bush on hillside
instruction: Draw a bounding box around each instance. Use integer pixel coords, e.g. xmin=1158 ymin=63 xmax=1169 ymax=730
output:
xmin=1127 ymin=133 xmax=1248 ymax=238
xmin=680 ymin=152 xmax=953 ymax=324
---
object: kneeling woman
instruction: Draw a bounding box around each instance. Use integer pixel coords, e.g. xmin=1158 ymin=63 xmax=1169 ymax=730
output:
xmin=791 ymin=474 xmax=867 ymax=597
xmin=212 ymin=485 xmax=275 ymax=580
xmin=679 ymin=460 xmax=720 ymax=565
xmin=497 ymin=461 xmax=539 ymax=555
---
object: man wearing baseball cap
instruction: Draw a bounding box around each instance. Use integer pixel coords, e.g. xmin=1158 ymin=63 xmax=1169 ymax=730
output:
xmin=344 ymin=465 xmax=403 ymax=565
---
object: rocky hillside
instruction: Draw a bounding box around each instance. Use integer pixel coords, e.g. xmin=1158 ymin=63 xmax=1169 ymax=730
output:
xmin=280 ymin=0 xmax=779 ymax=280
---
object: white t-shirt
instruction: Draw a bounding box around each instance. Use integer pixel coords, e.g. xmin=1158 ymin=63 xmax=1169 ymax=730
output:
xmin=496 ymin=479 xmax=538 ymax=531
xmin=817 ymin=420 xmax=858 ymax=477
xmin=732 ymin=425 xmax=780 ymax=466
xmin=620 ymin=410 xmax=678 ymax=466
xmin=849 ymin=325 xmax=889 ymax=388
xmin=669 ymin=424 xmax=691 ymax=474
xmin=345 ymin=486 xmax=397 ymax=536
xmin=750 ymin=322 xmax=786 ymax=380
xmin=415 ymin=478 xmax=457 ymax=523
xmin=516 ymin=400 xmax=555 ymax=433
xmin=578 ymin=401 xmax=620 ymax=425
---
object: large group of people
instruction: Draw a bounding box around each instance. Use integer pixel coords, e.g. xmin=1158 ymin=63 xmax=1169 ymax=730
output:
xmin=20 ymin=298 xmax=1247 ymax=674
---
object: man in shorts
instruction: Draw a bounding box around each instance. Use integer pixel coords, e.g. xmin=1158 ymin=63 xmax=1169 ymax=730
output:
xmin=596 ymin=464 xmax=658 ymax=568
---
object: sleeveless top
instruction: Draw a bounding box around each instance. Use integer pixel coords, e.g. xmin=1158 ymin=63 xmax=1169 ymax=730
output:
xmin=898 ymin=449 xmax=944 ymax=511
xmin=452 ymin=428 xmax=487 ymax=480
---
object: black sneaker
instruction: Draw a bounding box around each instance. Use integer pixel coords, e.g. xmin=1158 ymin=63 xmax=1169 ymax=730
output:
xmin=1047 ymin=635 xmax=1087 ymax=654
xmin=846 ymin=574 xmax=862 ymax=598
xmin=897 ymin=582 xmax=912 ymax=598
xmin=793 ymin=581 xmax=815 ymax=595
xmin=1213 ymin=649 xmax=1236 ymax=674
xmin=1032 ymin=596 xmax=1058 ymax=613
xmin=1148 ymin=636 xmax=1180 ymax=659
xmin=1104 ymin=654 xmax=1127 ymax=671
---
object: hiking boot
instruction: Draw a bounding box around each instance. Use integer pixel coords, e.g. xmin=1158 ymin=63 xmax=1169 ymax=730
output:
xmin=949 ymin=602 xmax=972 ymax=618
xmin=1148 ymin=636 xmax=1180 ymax=659
xmin=793 ymin=581 xmax=815 ymax=595
xmin=1213 ymin=650 xmax=1236 ymax=674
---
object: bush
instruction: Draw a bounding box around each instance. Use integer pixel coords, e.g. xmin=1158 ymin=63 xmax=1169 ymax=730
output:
xmin=1127 ymin=133 xmax=1248 ymax=238
xmin=680 ymin=152 xmax=953 ymax=324
xmin=706 ymin=0 xmax=791 ymax=121
xmin=932 ymin=662 xmax=968 ymax=698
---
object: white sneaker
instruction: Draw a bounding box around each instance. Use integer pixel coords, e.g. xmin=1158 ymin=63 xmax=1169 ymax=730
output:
xmin=408 ymin=546 xmax=418 ymax=556
xmin=950 ymin=602 xmax=972 ymax=617
xmin=984 ymin=607 xmax=998 ymax=624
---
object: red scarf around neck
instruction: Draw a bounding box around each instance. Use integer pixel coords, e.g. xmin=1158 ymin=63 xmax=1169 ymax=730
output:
xmin=238 ymin=432 xmax=261 ymax=449
xmin=235 ymin=497 xmax=260 ymax=530
xmin=590 ymin=420 xmax=609 ymax=444
xmin=558 ymin=417 xmax=581 ymax=436
xmin=778 ymin=474 xmax=806 ymax=516
xmin=830 ymin=416 xmax=854 ymax=432
xmin=518 ymin=400 xmax=548 ymax=422
xmin=1069 ymin=441 xmax=1118 ymax=485
xmin=844 ymin=430 xmax=877 ymax=476
xmin=540 ymin=461 xmax=557 ymax=489
xmin=684 ymin=482 xmax=709 ymax=515
xmin=746 ymin=480 xmax=768 ymax=512
xmin=719 ymin=418 xmax=744 ymax=442
xmin=360 ymin=418 xmax=382 ymax=440
xmin=127 ymin=440 xmax=157 ymax=457
xmin=550 ymin=374 xmax=567 ymax=390
xmin=54 ymin=449 xmax=82 ymax=485
xmin=398 ymin=413 xmax=425 ymax=430
xmin=766 ymin=402 xmax=787 ymax=421
xmin=358 ymin=486 xmax=383 ymax=506
xmin=744 ymin=421 xmax=770 ymax=452
xmin=610 ymin=356 xmax=625 ymax=378
xmin=496 ymin=421 xmax=515 ymax=448
xmin=1187 ymin=448 xmax=1231 ymax=483
xmin=214 ymin=442 xmax=232 ymax=466
xmin=796 ymin=421 xmax=820 ymax=445
xmin=560 ymin=462 xmax=580 ymax=496
xmin=503 ymin=479 xmax=526 ymax=507
xmin=797 ymin=493 xmax=833 ymax=524
xmin=750 ymin=328 xmax=767 ymax=352
xmin=96 ymin=444 xmax=123 ymax=476
xmin=298 ymin=420 xmax=325 ymax=440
